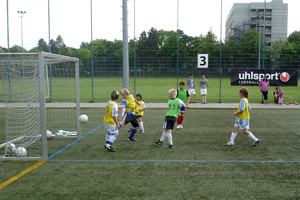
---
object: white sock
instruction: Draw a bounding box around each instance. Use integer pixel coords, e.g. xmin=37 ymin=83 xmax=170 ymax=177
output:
xmin=166 ymin=133 xmax=173 ymax=145
xmin=108 ymin=134 xmax=118 ymax=145
xmin=160 ymin=131 xmax=167 ymax=142
xmin=230 ymin=132 xmax=237 ymax=143
xmin=139 ymin=122 xmax=144 ymax=131
xmin=248 ymin=132 xmax=258 ymax=141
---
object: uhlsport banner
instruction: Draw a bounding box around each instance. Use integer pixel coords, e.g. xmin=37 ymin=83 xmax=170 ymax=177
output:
xmin=231 ymin=69 xmax=298 ymax=86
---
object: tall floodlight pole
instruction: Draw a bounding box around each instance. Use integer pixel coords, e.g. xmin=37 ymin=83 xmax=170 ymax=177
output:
xmin=256 ymin=9 xmax=261 ymax=69
xmin=91 ymin=0 xmax=94 ymax=102
xmin=262 ymin=0 xmax=266 ymax=69
xmin=18 ymin=11 xmax=26 ymax=53
xmin=6 ymin=0 xmax=9 ymax=53
xmin=219 ymin=0 xmax=223 ymax=103
xmin=48 ymin=0 xmax=52 ymax=102
xmin=176 ymin=0 xmax=179 ymax=91
xmin=134 ymin=0 xmax=136 ymax=95
xmin=48 ymin=0 xmax=51 ymax=53
xmin=7 ymin=0 xmax=12 ymax=100
xmin=123 ymin=0 xmax=129 ymax=89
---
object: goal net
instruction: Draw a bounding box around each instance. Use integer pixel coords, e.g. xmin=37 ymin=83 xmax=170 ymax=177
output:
xmin=0 ymin=52 xmax=81 ymax=160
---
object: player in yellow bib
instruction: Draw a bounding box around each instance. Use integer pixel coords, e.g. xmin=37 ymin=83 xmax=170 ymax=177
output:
xmin=224 ymin=88 xmax=260 ymax=147
xmin=119 ymin=88 xmax=140 ymax=141
xmin=135 ymin=93 xmax=146 ymax=133
xmin=103 ymin=91 xmax=124 ymax=152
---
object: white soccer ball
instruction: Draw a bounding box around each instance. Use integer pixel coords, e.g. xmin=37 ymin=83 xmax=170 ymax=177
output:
xmin=47 ymin=130 xmax=52 ymax=138
xmin=6 ymin=143 xmax=16 ymax=155
xmin=16 ymin=147 xmax=27 ymax=157
xmin=79 ymin=114 xmax=88 ymax=124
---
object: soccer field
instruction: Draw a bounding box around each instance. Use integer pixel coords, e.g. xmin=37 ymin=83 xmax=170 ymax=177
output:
xmin=1 ymin=77 xmax=299 ymax=103
xmin=79 ymin=77 xmax=300 ymax=103
xmin=1 ymin=108 xmax=299 ymax=199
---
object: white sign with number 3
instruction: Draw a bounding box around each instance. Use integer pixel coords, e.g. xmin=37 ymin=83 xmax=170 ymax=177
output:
xmin=197 ymin=54 xmax=208 ymax=68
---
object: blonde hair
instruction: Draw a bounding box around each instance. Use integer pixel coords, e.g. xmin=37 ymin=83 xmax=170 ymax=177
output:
xmin=169 ymin=89 xmax=177 ymax=98
xmin=239 ymin=88 xmax=249 ymax=98
xmin=120 ymin=88 xmax=130 ymax=95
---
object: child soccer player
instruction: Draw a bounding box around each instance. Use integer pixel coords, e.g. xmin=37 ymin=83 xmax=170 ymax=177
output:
xmin=135 ymin=93 xmax=146 ymax=133
xmin=176 ymin=82 xmax=190 ymax=130
xmin=119 ymin=88 xmax=140 ymax=141
xmin=155 ymin=89 xmax=188 ymax=149
xmin=103 ymin=91 xmax=124 ymax=152
xmin=224 ymin=88 xmax=260 ymax=147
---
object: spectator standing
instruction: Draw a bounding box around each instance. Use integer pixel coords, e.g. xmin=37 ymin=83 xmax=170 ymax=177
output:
xmin=258 ymin=76 xmax=270 ymax=104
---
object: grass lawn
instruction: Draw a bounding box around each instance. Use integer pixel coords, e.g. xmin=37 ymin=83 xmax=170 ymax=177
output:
xmin=1 ymin=108 xmax=300 ymax=199
xmin=1 ymin=77 xmax=299 ymax=103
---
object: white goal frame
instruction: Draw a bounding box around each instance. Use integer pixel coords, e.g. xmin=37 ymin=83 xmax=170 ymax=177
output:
xmin=0 ymin=52 xmax=81 ymax=161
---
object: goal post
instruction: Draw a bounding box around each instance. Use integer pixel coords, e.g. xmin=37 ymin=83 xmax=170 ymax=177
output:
xmin=0 ymin=52 xmax=81 ymax=161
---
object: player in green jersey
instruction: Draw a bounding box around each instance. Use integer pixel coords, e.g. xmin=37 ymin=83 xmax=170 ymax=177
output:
xmin=155 ymin=89 xmax=188 ymax=149
xmin=176 ymin=82 xmax=190 ymax=130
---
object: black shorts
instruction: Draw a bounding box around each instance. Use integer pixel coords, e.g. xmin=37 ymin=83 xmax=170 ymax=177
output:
xmin=163 ymin=116 xmax=177 ymax=130
xmin=124 ymin=114 xmax=139 ymax=128
xmin=136 ymin=115 xmax=143 ymax=119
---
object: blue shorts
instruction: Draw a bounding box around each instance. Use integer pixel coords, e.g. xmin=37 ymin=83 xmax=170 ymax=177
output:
xmin=234 ymin=119 xmax=250 ymax=130
xmin=179 ymin=106 xmax=186 ymax=112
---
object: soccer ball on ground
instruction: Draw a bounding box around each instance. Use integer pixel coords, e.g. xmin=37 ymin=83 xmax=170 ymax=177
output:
xmin=79 ymin=114 xmax=88 ymax=124
xmin=5 ymin=143 xmax=16 ymax=155
xmin=16 ymin=147 xmax=27 ymax=157
xmin=47 ymin=130 xmax=52 ymax=138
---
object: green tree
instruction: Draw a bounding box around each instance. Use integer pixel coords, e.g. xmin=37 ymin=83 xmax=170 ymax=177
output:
xmin=9 ymin=45 xmax=25 ymax=53
xmin=37 ymin=38 xmax=48 ymax=52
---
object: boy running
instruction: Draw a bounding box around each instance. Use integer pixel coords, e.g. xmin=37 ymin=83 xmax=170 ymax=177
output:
xmin=103 ymin=91 xmax=124 ymax=152
xmin=119 ymin=88 xmax=140 ymax=141
xmin=224 ymin=88 xmax=260 ymax=147
xmin=176 ymin=82 xmax=190 ymax=130
xmin=155 ymin=89 xmax=188 ymax=149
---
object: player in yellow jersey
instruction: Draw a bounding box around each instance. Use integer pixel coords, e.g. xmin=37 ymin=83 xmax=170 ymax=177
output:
xmin=135 ymin=93 xmax=146 ymax=133
xmin=119 ymin=88 xmax=140 ymax=141
xmin=103 ymin=91 xmax=124 ymax=152
xmin=224 ymin=88 xmax=260 ymax=147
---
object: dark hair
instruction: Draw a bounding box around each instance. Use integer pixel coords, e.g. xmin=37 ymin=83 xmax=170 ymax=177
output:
xmin=189 ymin=73 xmax=193 ymax=76
xmin=239 ymin=88 xmax=249 ymax=98
xmin=263 ymin=76 xmax=268 ymax=82
xmin=179 ymin=82 xmax=185 ymax=86
xmin=111 ymin=91 xmax=119 ymax=100
xmin=136 ymin=93 xmax=142 ymax=100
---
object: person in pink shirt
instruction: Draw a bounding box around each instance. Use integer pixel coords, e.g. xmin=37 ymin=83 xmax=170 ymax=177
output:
xmin=259 ymin=76 xmax=270 ymax=104
xmin=277 ymin=87 xmax=284 ymax=105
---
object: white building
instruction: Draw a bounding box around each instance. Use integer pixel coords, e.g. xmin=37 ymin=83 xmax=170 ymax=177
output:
xmin=225 ymin=0 xmax=288 ymax=45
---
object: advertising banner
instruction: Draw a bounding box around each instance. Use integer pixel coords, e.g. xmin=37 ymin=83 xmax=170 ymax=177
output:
xmin=231 ymin=69 xmax=298 ymax=86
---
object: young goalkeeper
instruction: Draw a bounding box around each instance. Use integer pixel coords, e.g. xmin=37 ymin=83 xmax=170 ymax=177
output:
xmin=119 ymin=88 xmax=140 ymax=141
xmin=103 ymin=91 xmax=124 ymax=152
xmin=224 ymin=88 xmax=260 ymax=147
xmin=155 ymin=89 xmax=188 ymax=149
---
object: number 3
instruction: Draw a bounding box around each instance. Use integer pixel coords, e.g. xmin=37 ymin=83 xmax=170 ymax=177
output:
xmin=199 ymin=56 xmax=206 ymax=66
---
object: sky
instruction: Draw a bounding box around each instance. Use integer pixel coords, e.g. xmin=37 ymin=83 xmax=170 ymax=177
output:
xmin=0 ymin=0 xmax=298 ymax=50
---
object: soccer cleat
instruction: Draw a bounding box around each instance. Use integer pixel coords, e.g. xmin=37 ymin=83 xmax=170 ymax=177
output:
xmin=176 ymin=125 xmax=180 ymax=130
xmin=128 ymin=137 xmax=137 ymax=141
xmin=139 ymin=130 xmax=144 ymax=134
xmin=104 ymin=145 xmax=116 ymax=152
xmin=168 ymin=145 xmax=173 ymax=149
xmin=155 ymin=140 xmax=163 ymax=145
xmin=224 ymin=142 xmax=234 ymax=146
xmin=252 ymin=139 xmax=260 ymax=147
xmin=180 ymin=124 xmax=183 ymax=129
